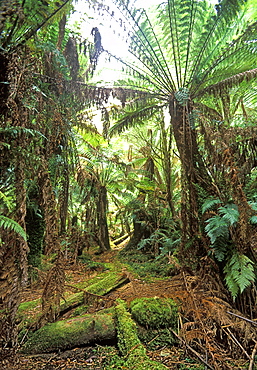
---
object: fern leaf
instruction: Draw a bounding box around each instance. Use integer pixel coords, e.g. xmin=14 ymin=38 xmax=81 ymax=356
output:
xmin=202 ymin=197 xmax=221 ymax=214
xmin=205 ymin=215 xmax=229 ymax=244
xmin=250 ymin=215 xmax=257 ymax=224
xmin=0 ymin=216 xmax=27 ymax=241
xmin=218 ymin=204 xmax=239 ymax=226
xmin=224 ymin=253 xmax=255 ymax=300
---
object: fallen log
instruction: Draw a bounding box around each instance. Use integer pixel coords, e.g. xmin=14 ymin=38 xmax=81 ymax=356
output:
xmin=21 ymin=311 xmax=116 ymax=354
xmin=115 ymin=299 xmax=168 ymax=369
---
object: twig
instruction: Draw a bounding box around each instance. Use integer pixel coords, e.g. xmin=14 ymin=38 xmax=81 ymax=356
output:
xmin=249 ymin=341 xmax=257 ymax=370
xmin=223 ymin=327 xmax=251 ymax=360
xmin=170 ymin=330 xmax=215 ymax=370
xmin=227 ymin=311 xmax=257 ymax=326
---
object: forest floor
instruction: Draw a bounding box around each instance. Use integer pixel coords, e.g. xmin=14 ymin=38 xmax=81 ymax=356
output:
xmin=8 ymin=248 xmax=256 ymax=370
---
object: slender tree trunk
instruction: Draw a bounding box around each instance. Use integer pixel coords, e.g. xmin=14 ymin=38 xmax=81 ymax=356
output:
xmin=96 ymin=185 xmax=111 ymax=253
xmin=0 ymin=230 xmax=20 ymax=364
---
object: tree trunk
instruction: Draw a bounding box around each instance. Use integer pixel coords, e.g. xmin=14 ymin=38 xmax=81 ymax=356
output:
xmin=96 ymin=185 xmax=111 ymax=253
xmin=59 ymin=164 xmax=69 ymax=235
xmin=169 ymin=99 xmax=216 ymax=265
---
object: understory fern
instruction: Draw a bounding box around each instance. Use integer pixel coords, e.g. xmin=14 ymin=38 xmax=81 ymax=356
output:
xmin=224 ymin=253 xmax=255 ymax=301
xmin=0 ymin=215 xmax=27 ymax=241
xmin=204 ymin=202 xmax=239 ymax=262
xmin=203 ymin=199 xmax=256 ymax=299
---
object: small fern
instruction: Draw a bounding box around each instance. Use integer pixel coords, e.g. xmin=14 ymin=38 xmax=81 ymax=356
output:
xmin=218 ymin=204 xmax=239 ymax=226
xmin=205 ymin=215 xmax=229 ymax=244
xmin=201 ymin=197 xmax=221 ymax=214
xmin=0 ymin=215 xmax=27 ymax=241
xmin=224 ymin=253 xmax=255 ymax=300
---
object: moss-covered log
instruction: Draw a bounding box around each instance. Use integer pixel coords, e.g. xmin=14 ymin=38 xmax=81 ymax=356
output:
xmin=115 ymin=299 xmax=168 ymax=370
xmin=21 ymin=311 xmax=116 ymax=354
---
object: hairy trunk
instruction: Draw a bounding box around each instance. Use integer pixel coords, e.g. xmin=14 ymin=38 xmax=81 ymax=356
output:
xmin=0 ymin=230 xmax=20 ymax=364
xmin=96 ymin=185 xmax=110 ymax=253
xmin=169 ymin=99 xmax=216 ymax=266
xmin=38 ymin=160 xmax=60 ymax=255
xmin=59 ymin=164 xmax=69 ymax=235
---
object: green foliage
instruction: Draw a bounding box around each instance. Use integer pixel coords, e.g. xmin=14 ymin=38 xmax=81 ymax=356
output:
xmin=119 ymin=249 xmax=174 ymax=279
xmin=204 ymin=199 xmax=256 ymax=299
xmin=224 ymin=253 xmax=255 ymax=300
xmin=218 ymin=204 xmax=239 ymax=226
xmin=201 ymin=197 xmax=221 ymax=214
xmin=205 ymin=215 xmax=230 ymax=245
xmin=0 ymin=215 xmax=27 ymax=241
xmin=1 ymin=0 xmax=71 ymax=50
xmin=204 ymin=203 xmax=239 ymax=261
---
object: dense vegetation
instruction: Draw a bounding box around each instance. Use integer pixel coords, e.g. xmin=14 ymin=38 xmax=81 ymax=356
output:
xmin=1 ymin=0 xmax=257 ymax=368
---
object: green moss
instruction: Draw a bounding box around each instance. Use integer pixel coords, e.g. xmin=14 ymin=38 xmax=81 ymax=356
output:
xmin=119 ymin=250 xmax=174 ymax=280
xmin=21 ymin=313 xmax=115 ymax=354
xmin=16 ymin=298 xmax=42 ymax=328
xmin=137 ymin=326 xmax=177 ymax=350
xmin=115 ymin=299 xmax=167 ymax=370
xmin=18 ymin=299 xmax=41 ymax=313
xmin=130 ymin=297 xmax=178 ymax=329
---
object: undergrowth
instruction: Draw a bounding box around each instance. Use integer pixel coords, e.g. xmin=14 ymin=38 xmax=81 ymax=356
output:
xmin=118 ymin=249 xmax=174 ymax=279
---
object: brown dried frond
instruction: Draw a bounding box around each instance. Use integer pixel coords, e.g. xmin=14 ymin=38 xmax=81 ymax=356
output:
xmin=38 ymin=252 xmax=65 ymax=328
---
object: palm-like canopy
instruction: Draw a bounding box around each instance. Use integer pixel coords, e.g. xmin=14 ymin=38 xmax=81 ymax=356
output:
xmin=101 ymin=0 xmax=257 ymax=262
xmin=108 ymin=0 xmax=257 ymax=100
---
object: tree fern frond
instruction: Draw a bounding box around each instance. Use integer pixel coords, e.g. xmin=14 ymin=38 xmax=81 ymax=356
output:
xmin=196 ymin=68 xmax=257 ymax=99
xmin=0 ymin=191 xmax=12 ymax=212
xmin=109 ymin=101 xmax=163 ymax=137
xmin=0 ymin=215 xmax=27 ymax=241
xmin=0 ymin=126 xmax=46 ymax=139
xmin=250 ymin=215 xmax=257 ymax=224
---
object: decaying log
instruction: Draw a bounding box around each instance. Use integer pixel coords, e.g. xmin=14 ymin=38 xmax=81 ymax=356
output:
xmin=21 ymin=312 xmax=116 ymax=354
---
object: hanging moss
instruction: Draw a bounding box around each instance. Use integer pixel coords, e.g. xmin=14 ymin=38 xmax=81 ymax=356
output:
xmin=130 ymin=297 xmax=178 ymax=329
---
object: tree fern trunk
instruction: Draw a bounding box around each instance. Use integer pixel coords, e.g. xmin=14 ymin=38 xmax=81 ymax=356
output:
xmin=96 ymin=185 xmax=111 ymax=253
xmin=169 ymin=99 xmax=216 ymax=266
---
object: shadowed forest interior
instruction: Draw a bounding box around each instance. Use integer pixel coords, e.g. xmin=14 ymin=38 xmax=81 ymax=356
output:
xmin=1 ymin=0 xmax=257 ymax=369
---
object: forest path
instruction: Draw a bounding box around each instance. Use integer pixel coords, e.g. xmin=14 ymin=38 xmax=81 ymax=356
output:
xmin=12 ymin=249 xmax=253 ymax=370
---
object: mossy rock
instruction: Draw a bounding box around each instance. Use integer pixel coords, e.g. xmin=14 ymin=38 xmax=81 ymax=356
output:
xmin=130 ymin=297 xmax=178 ymax=329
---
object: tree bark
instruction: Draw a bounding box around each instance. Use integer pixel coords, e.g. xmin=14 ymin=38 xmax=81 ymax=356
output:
xmin=169 ymin=98 xmax=216 ymax=264
xmin=96 ymin=185 xmax=111 ymax=253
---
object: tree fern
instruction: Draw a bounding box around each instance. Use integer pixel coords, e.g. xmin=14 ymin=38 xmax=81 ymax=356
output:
xmin=224 ymin=253 xmax=255 ymax=300
xmin=0 ymin=215 xmax=27 ymax=241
